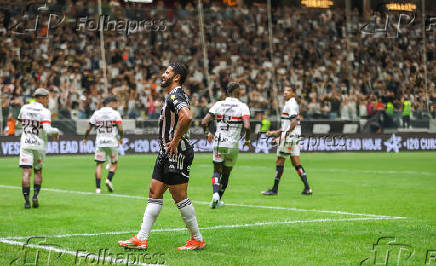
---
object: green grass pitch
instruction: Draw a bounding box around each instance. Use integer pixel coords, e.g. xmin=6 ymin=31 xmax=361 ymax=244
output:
xmin=0 ymin=152 xmax=435 ymax=265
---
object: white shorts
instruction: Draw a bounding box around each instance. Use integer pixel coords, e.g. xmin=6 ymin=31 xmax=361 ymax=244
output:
xmin=95 ymin=146 xmax=118 ymax=163
xmin=19 ymin=148 xmax=45 ymax=170
xmin=277 ymin=136 xmax=301 ymax=157
xmin=213 ymin=147 xmax=239 ymax=167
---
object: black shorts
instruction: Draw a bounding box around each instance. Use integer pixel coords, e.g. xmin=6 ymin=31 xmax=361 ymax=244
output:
xmin=152 ymin=149 xmax=194 ymax=185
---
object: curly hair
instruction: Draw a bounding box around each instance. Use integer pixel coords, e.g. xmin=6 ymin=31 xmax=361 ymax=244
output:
xmin=169 ymin=61 xmax=188 ymax=85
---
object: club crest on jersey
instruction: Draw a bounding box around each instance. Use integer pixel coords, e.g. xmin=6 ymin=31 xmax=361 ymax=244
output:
xmin=170 ymin=95 xmax=175 ymax=101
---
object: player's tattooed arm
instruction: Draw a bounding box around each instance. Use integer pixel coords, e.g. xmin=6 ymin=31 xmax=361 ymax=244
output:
xmin=285 ymin=118 xmax=298 ymax=137
xmin=165 ymin=107 xmax=192 ymax=157
xmin=117 ymin=124 xmax=124 ymax=144
xmin=201 ymin=113 xmax=213 ymax=136
xmin=243 ymin=116 xmax=251 ymax=143
xmin=82 ymin=123 xmax=93 ymax=143
xmin=243 ymin=116 xmax=253 ymax=151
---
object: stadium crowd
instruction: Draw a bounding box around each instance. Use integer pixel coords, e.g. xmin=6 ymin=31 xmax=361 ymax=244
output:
xmin=1 ymin=0 xmax=436 ymax=134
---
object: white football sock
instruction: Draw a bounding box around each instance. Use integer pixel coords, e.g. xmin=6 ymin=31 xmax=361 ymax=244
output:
xmin=177 ymin=198 xmax=203 ymax=242
xmin=136 ymin=198 xmax=163 ymax=241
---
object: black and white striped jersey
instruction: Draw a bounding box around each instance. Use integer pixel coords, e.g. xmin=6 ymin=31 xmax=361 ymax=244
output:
xmin=158 ymin=86 xmax=191 ymax=153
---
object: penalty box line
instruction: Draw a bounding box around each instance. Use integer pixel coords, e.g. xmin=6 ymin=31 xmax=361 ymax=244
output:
xmin=1 ymin=216 xmax=406 ymax=241
xmin=0 ymin=185 xmax=405 ymax=219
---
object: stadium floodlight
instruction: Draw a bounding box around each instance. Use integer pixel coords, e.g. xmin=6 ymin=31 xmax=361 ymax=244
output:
xmin=301 ymin=0 xmax=334 ymax=8
xmin=385 ymin=2 xmax=416 ymax=11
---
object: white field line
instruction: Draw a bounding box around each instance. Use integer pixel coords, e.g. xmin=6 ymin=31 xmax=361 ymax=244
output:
xmin=0 ymin=185 xmax=405 ymax=219
xmin=310 ymin=168 xmax=436 ymax=177
xmin=0 ymin=239 xmax=161 ymax=266
xmin=0 ymin=216 xmax=406 ymax=241
xmin=165 ymin=165 xmax=430 ymax=177
xmin=229 ymin=165 xmax=436 ymax=176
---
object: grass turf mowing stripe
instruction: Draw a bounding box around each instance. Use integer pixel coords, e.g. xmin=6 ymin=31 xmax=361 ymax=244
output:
xmin=0 ymin=185 xmax=402 ymax=219
xmin=1 ymin=216 xmax=406 ymax=241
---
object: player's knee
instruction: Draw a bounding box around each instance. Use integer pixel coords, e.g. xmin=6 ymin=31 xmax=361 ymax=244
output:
xmin=148 ymin=186 xmax=164 ymax=199
xmin=171 ymin=191 xmax=187 ymax=203
xmin=276 ymin=158 xmax=285 ymax=166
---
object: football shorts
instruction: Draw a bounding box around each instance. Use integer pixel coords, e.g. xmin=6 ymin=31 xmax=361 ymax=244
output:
xmin=277 ymin=136 xmax=301 ymax=157
xmin=95 ymin=146 xmax=118 ymax=163
xmin=152 ymin=148 xmax=194 ymax=185
xmin=19 ymin=148 xmax=45 ymax=170
xmin=213 ymin=147 xmax=239 ymax=167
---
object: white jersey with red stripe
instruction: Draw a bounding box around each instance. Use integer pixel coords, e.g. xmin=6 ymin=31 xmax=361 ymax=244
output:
xmin=209 ymin=97 xmax=250 ymax=149
xmin=89 ymin=107 xmax=122 ymax=148
xmin=281 ymin=97 xmax=301 ymax=141
xmin=18 ymin=101 xmax=59 ymax=151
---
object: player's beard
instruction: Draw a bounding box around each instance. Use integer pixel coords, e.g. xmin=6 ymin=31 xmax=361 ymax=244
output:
xmin=161 ymin=76 xmax=174 ymax=88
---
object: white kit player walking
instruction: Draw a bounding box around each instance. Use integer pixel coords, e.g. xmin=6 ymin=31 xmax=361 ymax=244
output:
xmin=18 ymin=88 xmax=60 ymax=209
xmin=202 ymin=82 xmax=252 ymax=208
xmin=261 ymin=86 xmax=312 ymax=196
xmin=83 ymin=97 xmax=123 ymax=194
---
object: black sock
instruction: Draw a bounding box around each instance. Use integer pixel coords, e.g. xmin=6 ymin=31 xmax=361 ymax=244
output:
xmin=212 ymin=171 xmax=221 ymax=194
xmin=96 ymin=178 xmax=101 ymax=189
xmin=219 ymin=172 xmax=229 ymax=199
xmin=22 ymin=186 xmax=30 ymax=202
xmin=295 ymin=165 xmax=310 ymax=190
xmin=107 ymin=171 xmax=115 ymax=181
xmin=33 ymin=184 xmax=41 ymax=199
xmin=272 ymin=165 xmax=284 ymax=192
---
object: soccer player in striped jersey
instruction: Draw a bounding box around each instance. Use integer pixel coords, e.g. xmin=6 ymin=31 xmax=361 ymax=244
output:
xmin=83 ymin=97 xmax=123 ymax=194
xmin=18 ymin=88 xmax=60 ymax=209
xmin=118 ymin=62 xmax=205 ymax=251
xmin=261 ymin=86 xmax=312 ymax=196
xmin=201 ymin=82 xmax=252 ymax=209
